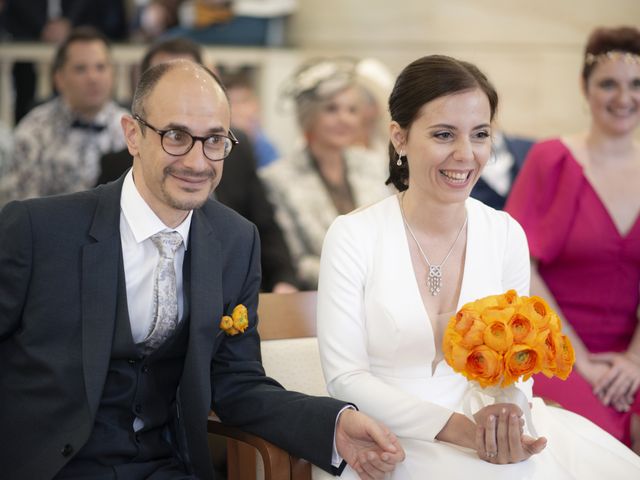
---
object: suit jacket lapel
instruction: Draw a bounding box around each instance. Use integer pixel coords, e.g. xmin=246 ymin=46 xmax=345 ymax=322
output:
xmin=185 ymin=207 xmax=223 ymax=375
xmin=179 ymin=207 xmax=223 ymax=479
xmin=81 ymin=179 xmax=124 ymax=417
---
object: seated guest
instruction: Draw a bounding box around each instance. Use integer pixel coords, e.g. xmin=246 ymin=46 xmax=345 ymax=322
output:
xmin=470 ymin=131 xmax=534 ymax=210
xmin=317 ymin=53 xmax=640 ymax=479
xmin=506 ymin=25 xmax=640 ymax=451
xmin=259 ymin=58 xmax=391 ymax=289
xmin=2 ymin=0 xmax=128 ymax=123
xmin=224 ymin=71 xmax=280 ymax=168
xmin=99 ymin=37 xmax=299 ymax=293
xmin=0 ymin=59 xmax=404 ymax=480
xmin=0 ymin=27 xmax=127 ymax=207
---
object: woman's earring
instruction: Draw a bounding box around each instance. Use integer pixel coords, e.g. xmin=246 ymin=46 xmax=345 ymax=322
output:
xmin=396 ymin=150 xmax=405 ymax=167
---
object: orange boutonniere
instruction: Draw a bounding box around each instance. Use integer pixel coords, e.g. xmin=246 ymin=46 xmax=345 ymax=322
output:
xmin=443 ymin=290 xmax=575 ymax=388
xmin=219 ymin=304 xmax=249 ymax=336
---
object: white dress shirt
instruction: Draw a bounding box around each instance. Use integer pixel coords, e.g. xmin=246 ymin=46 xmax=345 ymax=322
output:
xmin=119 ymin=170 xmax=192 ymax=344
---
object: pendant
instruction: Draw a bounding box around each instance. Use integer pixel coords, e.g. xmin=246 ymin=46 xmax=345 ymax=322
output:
xmin=428 ymin=265 xmax=442 ymax=296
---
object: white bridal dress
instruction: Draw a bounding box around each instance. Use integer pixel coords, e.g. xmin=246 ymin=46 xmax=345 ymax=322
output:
xmin=317 ymin=195 xmax=640 ymax=480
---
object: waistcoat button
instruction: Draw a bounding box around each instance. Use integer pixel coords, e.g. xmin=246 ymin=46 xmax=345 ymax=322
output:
xmin=61 ymin=444 xmax=74 ymax=457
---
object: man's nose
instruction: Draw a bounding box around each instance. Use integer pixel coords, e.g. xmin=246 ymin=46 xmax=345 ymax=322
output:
xmin=181 ymin=139 xmax=210 ymax=170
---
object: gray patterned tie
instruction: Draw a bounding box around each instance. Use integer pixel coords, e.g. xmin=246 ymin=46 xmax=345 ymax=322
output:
xmin=141 ymin=231 xmax=183 ymax=354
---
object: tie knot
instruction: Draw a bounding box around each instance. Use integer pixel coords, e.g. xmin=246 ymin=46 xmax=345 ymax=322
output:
xmin=151 ymin=231 xmax=183 ymax=259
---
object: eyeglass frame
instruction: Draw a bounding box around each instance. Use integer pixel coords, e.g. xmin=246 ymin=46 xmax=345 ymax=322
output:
xmin=133 ymin=114 xmax=239 ymax=161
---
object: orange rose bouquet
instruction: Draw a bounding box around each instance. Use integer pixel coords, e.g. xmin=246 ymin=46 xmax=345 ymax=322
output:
xmin=443 ymin=290 xmax=575 ymax=435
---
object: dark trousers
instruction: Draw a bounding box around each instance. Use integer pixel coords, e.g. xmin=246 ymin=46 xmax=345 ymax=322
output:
xmin=53 ymin=457 xmax=198 ymax=479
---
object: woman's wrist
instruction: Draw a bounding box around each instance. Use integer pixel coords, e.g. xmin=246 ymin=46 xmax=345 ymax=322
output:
xmin=436 ymin=413 xmax=476 ymax=449
xmin=624 ymin=350 xmax=640 ymax=366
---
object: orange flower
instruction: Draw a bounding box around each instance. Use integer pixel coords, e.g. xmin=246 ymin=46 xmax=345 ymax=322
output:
xmin=471 ymin=295 xmax=500 ymax=312
xmin=444 ymin=330 xmax=470 ymax=372
xmin=536 ymin=328 xmax=558 ymax=377
xmin=499 ymin=289 xmax=521 ymax=307
xmin=452 ymin=309 xmax=486 ymax=348
xmin=461 ymin=320 xmax=486 ymax=348
xmin=483 ymin=320 xmax=514 ymax=353
xmin=453 ymin=308 xmax=484 ymax=335
xmin=219 ymin=315 xmax=238 ymax=335
xmin=555 ymin=334 xmax=575 ymax=380
xmin=521 ymin=296 xmax=552 ymax=328
xmin=463 ymin=345 xmax=504 ymax=388
xmin=504 ymin=344 xmax=541 ymax=387
xmin=508 ymin=313 xmax=536 ymax=345
xmin=482 ymin=306 xmax=515 ymax=324
xmin=220 ymin=304 xmax=249 ymax=336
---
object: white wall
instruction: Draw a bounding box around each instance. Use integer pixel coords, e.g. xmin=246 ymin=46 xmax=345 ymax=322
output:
xmin=261 ymin=0 xmax=640 ymax=152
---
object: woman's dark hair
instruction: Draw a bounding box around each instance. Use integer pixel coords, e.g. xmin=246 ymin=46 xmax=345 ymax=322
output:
xmin=386 ymin=55 xmax=498 ymax=191
xmin=582 ymin=26 xmax=640 ymax=82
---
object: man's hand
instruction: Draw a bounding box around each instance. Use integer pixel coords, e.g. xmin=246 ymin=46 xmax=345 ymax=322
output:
xmin=335 ymin=409 xmax=405 ymax=480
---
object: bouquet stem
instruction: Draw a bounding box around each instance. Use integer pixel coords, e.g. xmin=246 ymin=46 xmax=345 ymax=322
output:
xmin=462 ymin=382 xmax=538 ymax=437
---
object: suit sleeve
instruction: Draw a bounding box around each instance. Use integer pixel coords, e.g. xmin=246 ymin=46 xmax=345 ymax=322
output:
xmin=210 ymin=225 xmax=345 ymax=474
xmin=317 ymin=216 xmax=455 ymax=442
xmin=0 ymin=201 xmax=32 ymax=341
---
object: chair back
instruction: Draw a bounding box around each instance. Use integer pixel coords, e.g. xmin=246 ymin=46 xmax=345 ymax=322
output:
xmin=258 ymin=291 xmax=327 ymax=397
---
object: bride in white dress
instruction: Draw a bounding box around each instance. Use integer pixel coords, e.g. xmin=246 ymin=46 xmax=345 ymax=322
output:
xmin=316 ymin=55 xmax=640 ymax=479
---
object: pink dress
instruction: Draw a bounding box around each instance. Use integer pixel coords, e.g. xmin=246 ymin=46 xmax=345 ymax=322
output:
xmin=505 ymin=138 xmax=640 ymax=445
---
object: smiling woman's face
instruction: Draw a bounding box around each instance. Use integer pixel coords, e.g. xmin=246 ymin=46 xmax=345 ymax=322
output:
xmin=393 ymin=88 xmax=493 ymax=206
xmin=305 ymin=86 xmax=361 ymax=150
xmin=584 ymin=57 xmax=640 ymax=137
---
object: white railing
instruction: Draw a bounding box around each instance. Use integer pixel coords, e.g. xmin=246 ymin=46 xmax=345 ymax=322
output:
xmin=0 ymin=42 xmax=302 ymax=155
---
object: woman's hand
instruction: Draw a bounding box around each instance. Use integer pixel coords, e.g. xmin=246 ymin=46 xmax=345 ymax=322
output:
xmin=474 ymin=404 xmax=547 ymax=464
xmin=591 ymin=352 xmax=640 ymax=411
xmin=578 ymin=357 xmax=611 ymax=389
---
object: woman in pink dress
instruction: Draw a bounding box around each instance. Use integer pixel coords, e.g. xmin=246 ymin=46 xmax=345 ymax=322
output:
xmin=506 ymin=26 xmax=640 ymax=452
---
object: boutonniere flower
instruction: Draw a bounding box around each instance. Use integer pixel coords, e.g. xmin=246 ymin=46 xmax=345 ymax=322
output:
xmin=219 ymin=304 xmax=249 ymax=336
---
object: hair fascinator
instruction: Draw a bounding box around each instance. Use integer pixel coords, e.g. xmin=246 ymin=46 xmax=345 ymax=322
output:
xmin=279 ymin=57 xmax=357 ymax=103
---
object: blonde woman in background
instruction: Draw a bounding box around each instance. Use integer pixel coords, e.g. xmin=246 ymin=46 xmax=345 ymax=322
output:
xmin=259 ymin=58 xmax=391 ymax=289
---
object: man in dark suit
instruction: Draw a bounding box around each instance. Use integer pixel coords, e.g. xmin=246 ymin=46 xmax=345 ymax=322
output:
xmin=98 ymin=37 xmax=298 ymax=293
xmin=0 ymin=60 xmax=404 ymax=479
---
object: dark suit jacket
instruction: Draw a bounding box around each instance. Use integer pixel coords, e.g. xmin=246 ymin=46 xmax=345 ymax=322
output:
xmin=471 ymin=134 xmax=534 ymax=210
xmin=98 ymin=130 xmax=297 ymax=291
xmin=0 ymin=176 xmax=344 ymax=480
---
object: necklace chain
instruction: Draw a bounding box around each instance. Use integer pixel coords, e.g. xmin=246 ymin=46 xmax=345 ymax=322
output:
xmin=399 ymin=193 xmax=468 ymax=296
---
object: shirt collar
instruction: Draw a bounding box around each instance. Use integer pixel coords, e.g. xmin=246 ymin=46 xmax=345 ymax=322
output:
xmin=121 ymin=170 xmax=192 ymax=249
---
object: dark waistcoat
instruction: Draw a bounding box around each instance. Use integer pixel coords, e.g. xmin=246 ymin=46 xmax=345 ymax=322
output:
xmin=56 ymin=259 xmax=192 ymax=479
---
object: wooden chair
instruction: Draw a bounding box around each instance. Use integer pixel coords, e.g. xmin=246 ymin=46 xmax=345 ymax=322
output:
xmin=208 ymin=291 xmax=327 ymax=480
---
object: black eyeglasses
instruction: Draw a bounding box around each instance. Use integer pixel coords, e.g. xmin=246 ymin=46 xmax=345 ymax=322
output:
xmin=134 ymin=115 xmax=238 ymax=161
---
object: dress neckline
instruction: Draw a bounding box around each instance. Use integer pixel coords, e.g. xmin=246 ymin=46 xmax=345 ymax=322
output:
xmin=558 ymin=139 xmax=640 ymax=240
xmin=393 ymin=194 xmax=470 ymax=371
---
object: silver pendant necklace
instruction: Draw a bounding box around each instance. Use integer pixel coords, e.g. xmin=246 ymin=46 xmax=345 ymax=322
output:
xmin=399 ymin=193 xmax=468 ymax=296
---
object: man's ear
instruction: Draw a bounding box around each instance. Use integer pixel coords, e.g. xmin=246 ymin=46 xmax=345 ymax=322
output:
xmin=121 ymin=114 xmax=139 ymax=157
xmin=389 ymin=121 xmax=406 ymax=154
